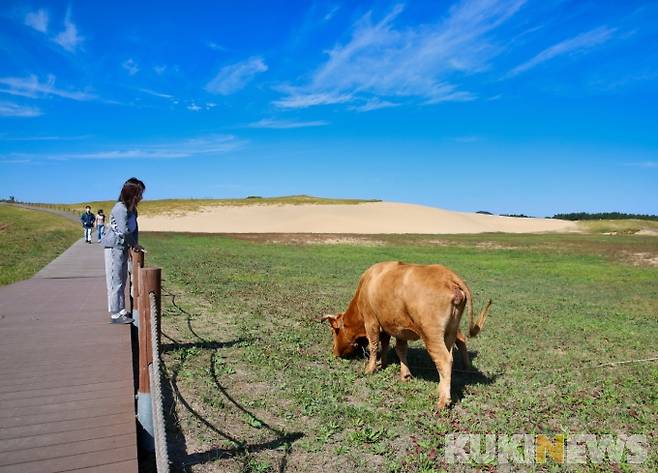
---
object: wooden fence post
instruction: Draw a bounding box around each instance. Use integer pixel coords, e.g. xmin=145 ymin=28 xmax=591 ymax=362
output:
xmin=137 ymin=266 xmax=161 ymax=452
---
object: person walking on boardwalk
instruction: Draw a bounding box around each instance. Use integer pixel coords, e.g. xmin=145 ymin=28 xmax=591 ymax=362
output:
xmin=95 ymin=209 xmax=106 ymax=243
xmin=102 ymin=179 xmax=145 ymax=324
xmin=80 ymin=205 xmax=95 ymax=244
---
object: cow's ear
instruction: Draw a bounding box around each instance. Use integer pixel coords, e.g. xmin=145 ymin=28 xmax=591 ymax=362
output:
xmin=321 ymin=314 xmax=342 ymax=330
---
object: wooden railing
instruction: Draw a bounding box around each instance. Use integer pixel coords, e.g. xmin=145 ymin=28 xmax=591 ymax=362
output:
xmin=130 ymin=249 xmax=169 ymax=472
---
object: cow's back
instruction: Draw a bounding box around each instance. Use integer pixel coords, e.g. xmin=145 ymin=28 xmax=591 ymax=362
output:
xmin=358 ymin=261 xmax=464 ymax=340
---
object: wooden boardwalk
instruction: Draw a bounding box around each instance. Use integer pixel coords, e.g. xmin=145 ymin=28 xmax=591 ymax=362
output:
xmin=0 ymin=239 xmax=138 ymax=473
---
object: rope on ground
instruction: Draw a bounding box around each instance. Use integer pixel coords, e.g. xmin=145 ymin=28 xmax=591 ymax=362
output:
xmin=150 ymin=291 xmax=171 ymax=473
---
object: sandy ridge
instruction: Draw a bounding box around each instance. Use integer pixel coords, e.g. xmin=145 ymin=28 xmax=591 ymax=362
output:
xmin=138 ymin=202 xmax=577 ymax=234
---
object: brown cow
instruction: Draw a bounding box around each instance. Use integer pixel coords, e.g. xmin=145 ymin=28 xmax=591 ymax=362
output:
xmin=322 ymin=261 xmax=491 ymax=409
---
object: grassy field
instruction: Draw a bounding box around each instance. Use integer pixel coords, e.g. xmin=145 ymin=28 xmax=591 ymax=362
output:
xmin=27 ymin=195 xmax=382 ymax=217
xmin=577 ymin=219 xmax=658 ymax=235
xmin=140 ymin=232 xmax=658 ymax=472
xmin=0 ymin=204 xmax=80 ymax=285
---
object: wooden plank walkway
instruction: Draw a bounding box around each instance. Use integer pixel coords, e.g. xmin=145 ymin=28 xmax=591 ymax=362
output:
xmin=0 ymin=239 xmax=138 ymax=473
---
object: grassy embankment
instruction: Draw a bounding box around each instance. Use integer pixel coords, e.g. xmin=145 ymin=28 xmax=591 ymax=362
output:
xmin=139 ymin=231 xmax=658 ymax=472
xmin=0 ymin=204 xmax=80 ymax=285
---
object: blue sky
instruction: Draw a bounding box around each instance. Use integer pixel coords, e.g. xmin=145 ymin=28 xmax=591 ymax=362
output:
xmin=1 ymin=0 xmax=657 ymax=216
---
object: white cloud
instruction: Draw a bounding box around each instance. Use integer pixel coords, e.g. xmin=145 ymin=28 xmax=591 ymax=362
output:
xmin=2 ymin=134 xmax=90 ymax=141
xmin=205 ymin=57 xmax=268 ymax=95
xmin=508 ymin=26 xmax=616 ymax=77
xmin=53 ymin=8 xmax=83 ymax=52
xmin=0 ymin=101 xmax=42 ymax=117
xmin=207 ymin=41 xmax=227 ymax=51
xmin=25 ymin=9 xmax=49 ymax=33
xmin=187 ymin=103 xmax=202 ymax=111
xmin=272 ymin=91 xmax=352 ymax=108
xmin=122 ymin=59 xmax=139 ymax=75
xmin=350 ymin=98 xmax=399 ymax=112
xmin=0 ymin=75 xmax=95 ymax=101
xmin=247 ymin=118 xmax=329 ymax=129
xmin=43 ymin=135 xmax=242 ymax=160
xmin=324 ymin=5 xmax=340 ymax=21
xmin=153 ymin=65 xmax=167 ymax=75
xmin=275 ymin=0 xmax=525 ymax=109
xmin=136 ymin=87 xmax=174 ymax=99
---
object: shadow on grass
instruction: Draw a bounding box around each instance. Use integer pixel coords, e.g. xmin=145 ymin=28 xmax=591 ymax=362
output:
xmin=405 ymin=347 xmax=498 ymax=402
xmin=159 ymin=289 xmax=304 ymax=473
xmin=347 ymin=340 xmax=498 ymax=404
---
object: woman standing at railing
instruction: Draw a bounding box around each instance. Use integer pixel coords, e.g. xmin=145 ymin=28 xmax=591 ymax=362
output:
xmin=101 ymin=178 xmax=146 ymax=324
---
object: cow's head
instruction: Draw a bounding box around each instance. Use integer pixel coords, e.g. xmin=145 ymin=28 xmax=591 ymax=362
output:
xmin=321 ymin=312 xmax=362 ymax=357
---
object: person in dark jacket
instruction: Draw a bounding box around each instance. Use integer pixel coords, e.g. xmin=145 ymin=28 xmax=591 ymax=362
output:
xmin=101 ymin=179 xmax=145 ymax=324
xmin=80 ymin=206 xmax=95 ymax=243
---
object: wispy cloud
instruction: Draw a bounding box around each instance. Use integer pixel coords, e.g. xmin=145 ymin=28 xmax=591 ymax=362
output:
xmin=624 ymin=161 xmax=658 ymax=169
xmin=153 ymin=65 xmax=167 ymax=75
xmin=135 ymin=87 xmax=174 ymax=99
xmin=35 ymin=135 xmax=243 ymax=161
xmin=350 ymin=98 xmax=399 ymax=112
xmin=1 ymin=134 xmax=90 ymax=141
xmin=0 ymin=101 xmax=42 ymax=117
xmin=0 ymin=75 xmax=95 ymax=101
xmin=205 ymin=56 xmax=268 ymax=95
xmin=187 ymin=103 xmax=202 ymax=111
xmin=0 ymin=158 xmax=31 ymax=164
xmin=207 ymin=41 xmax=227 ymax=52
xmin=25 ymin=9 xmax=49 ymax=33
xmin=272 ymin=91 xmax=352 ymax=108
xmin=324 ymin=5 xmax=340 ymax=21
xmin=122 ymin=59 xmax=139 ymax=75
xmin=53 ymin=8 xmax=83 ymax=52
xmin=275 ymin=0 xmax=525 ymax=109
xmin=247 ymin=118 xmax=329 ymax=129
xmin=508 ymin=26 xmax=616 ymax=77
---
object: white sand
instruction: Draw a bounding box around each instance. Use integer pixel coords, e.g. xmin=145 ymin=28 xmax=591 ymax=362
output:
xmin=139 ymin=202 xmax=577 ymax=234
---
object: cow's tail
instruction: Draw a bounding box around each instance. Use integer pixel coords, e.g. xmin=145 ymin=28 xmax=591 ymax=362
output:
xmin=461 ymin=281 xmax=492 ymax=338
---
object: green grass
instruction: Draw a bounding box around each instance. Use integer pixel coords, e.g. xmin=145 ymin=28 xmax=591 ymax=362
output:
xmin=29 ymin=195 xmax=382 ymax=217
xmin=577 ymin=219 xmax=658 ymax=235
xmin=140 ymin=232 xmax=658 ymax=472
xmin=0 ymin=204 xmax=80 ymax=285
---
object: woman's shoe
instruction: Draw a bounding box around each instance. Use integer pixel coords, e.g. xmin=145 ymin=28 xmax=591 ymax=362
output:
xmin=111 ymin=314 xmax=133 ymax=324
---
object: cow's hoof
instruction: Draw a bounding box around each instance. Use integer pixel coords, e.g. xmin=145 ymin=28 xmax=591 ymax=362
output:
xmin=365 ymin=365 xmax=377 ymax=374
xmin=400 ymin=373 xmax=413 ymax=382
xmin=436 ymin=398 xmax=451 ymax=410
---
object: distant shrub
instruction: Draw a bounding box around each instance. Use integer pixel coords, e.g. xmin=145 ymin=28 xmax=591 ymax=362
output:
xmin=476 ymin=210 xmax=493 ymax=215
xmin=553 ymin=212 xmax=658 ymax=221
xmin=246 ymin=196 xmax=263 ymax=199
xmin=501 ymin=213 xmax=532 ymax=218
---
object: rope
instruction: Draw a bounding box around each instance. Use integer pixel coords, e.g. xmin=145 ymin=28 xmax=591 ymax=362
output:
xmin=149 ymin=291 xmax=171 ymax=473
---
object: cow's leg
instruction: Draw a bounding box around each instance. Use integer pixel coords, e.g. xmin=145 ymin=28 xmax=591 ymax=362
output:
xmin=364 ymin=322 xmax=380 ymax=374
xmin=425 ymin=336 xmax=453 ymax=409
xmin=455 ymin=329 xmax=470 ymax=369
xmin=395 ymin=339 xmax=412 ymax=381
xmin=380 ymin=332 xmax=391 ymax=368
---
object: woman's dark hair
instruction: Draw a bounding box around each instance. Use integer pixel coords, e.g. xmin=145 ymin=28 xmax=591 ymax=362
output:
xmin=118 ymin=181 xmax=143 ymax=210
xmin=125 ymin=177 xmax=146 ymax=192
xmin=98 ymin=209 xmax=104 ymax=214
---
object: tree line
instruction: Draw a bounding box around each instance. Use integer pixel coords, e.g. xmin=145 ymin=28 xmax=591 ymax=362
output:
xmin=552 ymin=212 xmax=658 ymax=221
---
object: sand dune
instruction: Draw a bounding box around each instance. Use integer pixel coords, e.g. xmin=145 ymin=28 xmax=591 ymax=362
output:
xmin=139 ymin=202 xmax=577 ymax=234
